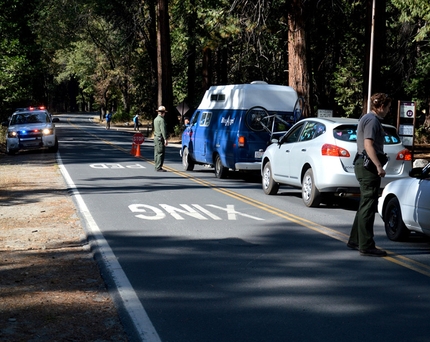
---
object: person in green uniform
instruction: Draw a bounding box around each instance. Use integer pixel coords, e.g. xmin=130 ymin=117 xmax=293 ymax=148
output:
xmin=347 ymin=93 xmax=391 ymax=257
xmin=153 ymin=105 xmax=168 ymax=172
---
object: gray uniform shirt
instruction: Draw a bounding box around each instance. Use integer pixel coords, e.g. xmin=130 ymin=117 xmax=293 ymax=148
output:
xmin=357 ymin=113 xmax=385 ymax=155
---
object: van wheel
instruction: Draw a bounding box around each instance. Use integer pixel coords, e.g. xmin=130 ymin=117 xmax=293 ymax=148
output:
xmin=262 ymin=161 xmax=279 ymax=195
xmin=182 ymin=147 xmax=195 ymax=171
xmin=214 ymin=154 xmax=228 ymax=179
xmin=384 ymin=197 xmax=410 ymax=241
xmin=302 ymin=168 xmax=321 ymax=207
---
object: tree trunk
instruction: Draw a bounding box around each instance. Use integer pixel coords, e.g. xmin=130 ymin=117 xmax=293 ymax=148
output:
xmin=186 ymin=0 xmax=197 ymax=107
xmin=288 ymin=0 xmax=311 ymax=117
xmin=202 ymin=47 xmax=212 ymax=91
xmin=156 ymin=0 xmax=174 ymax=129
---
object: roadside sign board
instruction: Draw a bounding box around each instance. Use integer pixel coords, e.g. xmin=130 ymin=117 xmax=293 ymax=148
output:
xmin=399 ymin=102 xmax=415 ymax=118
xmin=317 ymin=109 xmax=333 ymax=118
xmin=397 ymin=101 xmax=415 ymax=149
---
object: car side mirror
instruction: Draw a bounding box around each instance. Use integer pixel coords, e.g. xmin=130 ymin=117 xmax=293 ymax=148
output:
xmin=52 ymin=117 xmax=60 ymax=123
xmin=409 ymin=167 xmax=423 ymax=178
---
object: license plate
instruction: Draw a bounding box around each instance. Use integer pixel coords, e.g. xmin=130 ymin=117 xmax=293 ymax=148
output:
xmin=23 ymin=141 xmax=40 ymax=147
xmin=255 ymin=151 xmax=264 ymax=159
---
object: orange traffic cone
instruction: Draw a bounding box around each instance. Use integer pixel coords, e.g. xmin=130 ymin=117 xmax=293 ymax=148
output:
xmin=130 ymin=143 xmax=136 ymax=155
xmin=134 ymin=144 xmax=141 ymax=157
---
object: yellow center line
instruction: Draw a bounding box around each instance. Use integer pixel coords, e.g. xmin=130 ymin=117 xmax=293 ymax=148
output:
xmin=67 ymin=118 xmax=430 ymax=278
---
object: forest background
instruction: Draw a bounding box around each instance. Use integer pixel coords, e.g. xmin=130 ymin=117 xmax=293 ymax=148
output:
xmin=0 ymin=0 xmax=429 ymax=142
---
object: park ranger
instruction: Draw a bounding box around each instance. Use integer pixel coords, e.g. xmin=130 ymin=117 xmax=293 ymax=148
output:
xmin=153 ymin=105 xmax=168 ymax=172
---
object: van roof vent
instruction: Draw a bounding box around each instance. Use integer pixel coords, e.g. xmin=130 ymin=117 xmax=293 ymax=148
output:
xmin=250 ymin=81 xmax=268 ymax=84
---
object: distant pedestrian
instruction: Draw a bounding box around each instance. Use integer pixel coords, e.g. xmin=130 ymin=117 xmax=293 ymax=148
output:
xmin=347 ymin=93 xmax=391 ymax=257
xmin=153 ymin=106 xmax=168 ymax=172
xmin=105 ymin=111 xmax=112 ymax=129
xmin=133 ymin=114 xmax=140 ymax=131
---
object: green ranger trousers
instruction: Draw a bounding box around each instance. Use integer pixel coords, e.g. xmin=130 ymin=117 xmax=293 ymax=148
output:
xmin=349 ymin=158 xmax=382 ymax=250
xmin=154 ymin=137 xmax=165 ymax=170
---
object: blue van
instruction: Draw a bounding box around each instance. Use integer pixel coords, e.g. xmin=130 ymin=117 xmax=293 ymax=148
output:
xmin=181 ymin=82 xmax=301 ymax=178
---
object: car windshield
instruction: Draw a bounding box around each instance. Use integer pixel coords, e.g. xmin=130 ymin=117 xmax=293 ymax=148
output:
xmin=11 ymin=112 xmax=49 ymax=125
xmin=333 ymin=124 xmax=401 ymax=145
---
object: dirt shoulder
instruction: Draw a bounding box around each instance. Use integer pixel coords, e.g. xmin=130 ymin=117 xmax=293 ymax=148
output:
xmin=0 ymin=150 xmax=129 ymax=341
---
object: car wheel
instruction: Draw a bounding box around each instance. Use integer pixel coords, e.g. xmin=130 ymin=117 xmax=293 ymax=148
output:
xmin=214 ymin=154 xmax=228 ymax=179
xmin=49 ymin=138 xmax=59 ymax=153
xmin=6 ymin=143 xmax=16 ymax=155
xmin=302 ymin=168 xmax=321 ymax=207
xmin=262 ymin=161 xmax=279 ymax=195
xmin=384 ymin=197 xmax=410 ymax=241
xmin=182 ymin=147 xmax=195 ymax=171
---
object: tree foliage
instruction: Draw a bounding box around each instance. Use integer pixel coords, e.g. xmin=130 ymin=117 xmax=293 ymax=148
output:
xmin=1 ymin=0 xmax=430 ymax=131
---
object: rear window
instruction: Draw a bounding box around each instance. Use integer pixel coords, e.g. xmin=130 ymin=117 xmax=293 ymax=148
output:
xmin=333 ymin=124 xmax=401 ymax=145
xmin=333 ymin=125 xmax=357 ymax=142
xmin=382 ymin=126 xmax=401 ymax=145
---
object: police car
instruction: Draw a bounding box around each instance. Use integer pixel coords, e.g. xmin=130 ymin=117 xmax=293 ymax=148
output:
xmin=1 ymin=107 xmax=59 ymax=155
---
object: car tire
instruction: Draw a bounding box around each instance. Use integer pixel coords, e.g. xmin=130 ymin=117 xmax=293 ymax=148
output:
xmin=6 ymin=143 xmax=16 ymax=155
xmin=302 ymin=168 xmax=321 ymax=207
xmin=182 ymin=147 xmax=195 ymax=171
xmin=214 ymin=154 xmax=228 ymax=179
xmin=262 ymin=161 xmax=279 ymax=195
xmin=384 ymin=197 xmax=410 ymax=241
xmin=49 ymin=138 xmax=59 ymax=153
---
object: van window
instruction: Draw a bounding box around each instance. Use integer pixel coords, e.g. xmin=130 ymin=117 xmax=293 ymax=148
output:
xmin=199 ymin=112 xmax=212 ymax=127
xmin=210 ymin=94 xmax=225 ymax=101
xmin=190 ymin=111 xmax=200 ymax=126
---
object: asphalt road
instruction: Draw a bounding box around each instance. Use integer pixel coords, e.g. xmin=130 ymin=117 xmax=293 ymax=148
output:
xmin=56 ymin=113 xmax=430 ymax=342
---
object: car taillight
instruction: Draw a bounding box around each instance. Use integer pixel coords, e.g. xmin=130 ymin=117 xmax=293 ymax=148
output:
xmin=321 ymin=143 xmax=350 ymax=157
xmin=238 ymin=136 xmax=245 ymax=147
xmin=396 ymin=148 xmax=412 ymax=161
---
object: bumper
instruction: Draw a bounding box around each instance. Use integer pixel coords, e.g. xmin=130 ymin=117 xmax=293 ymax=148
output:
xmin=235 ymin=162 xmax=262 ymax=171
xmin=7 ymin=135 xmax=57 ymax=151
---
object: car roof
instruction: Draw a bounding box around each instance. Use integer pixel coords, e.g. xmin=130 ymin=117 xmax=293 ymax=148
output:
xmin=299 ymin=117 xmax=358 ymax=125
xmin=12 ymin=110 xmax=48 ymax=115
xmin=298 ymin=117 xmax=398 ymax=129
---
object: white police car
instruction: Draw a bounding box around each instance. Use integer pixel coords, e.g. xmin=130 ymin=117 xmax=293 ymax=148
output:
xmin=2 ymin=107 xmax=59 ymax=155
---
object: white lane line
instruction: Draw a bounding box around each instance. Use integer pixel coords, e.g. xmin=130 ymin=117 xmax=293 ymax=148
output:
xmin=57 ymin=153 xmax=161 ymax=342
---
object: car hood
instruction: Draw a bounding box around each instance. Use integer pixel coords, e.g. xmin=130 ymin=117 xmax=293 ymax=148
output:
xmin=8 ymin=123 xmax=53 ymax=131
xmin=382 ymin=177 xmax=416 ymax=195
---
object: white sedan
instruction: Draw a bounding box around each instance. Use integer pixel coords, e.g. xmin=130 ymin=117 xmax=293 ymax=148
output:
xmin=261 ymin=117 xmax=412 ymax=207
xmin=378 ymin=162 xmax=430 ymax=241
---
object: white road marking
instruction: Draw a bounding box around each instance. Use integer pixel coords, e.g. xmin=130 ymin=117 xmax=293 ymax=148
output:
xmin=57 ymin=154 xmax=161 ymax=342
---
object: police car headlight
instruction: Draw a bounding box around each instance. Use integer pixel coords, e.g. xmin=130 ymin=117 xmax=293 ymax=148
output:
xmin=8 ymin=131 xmax=17 ymax=138
xmin=42 ymin=128 xmax=53 ymax=135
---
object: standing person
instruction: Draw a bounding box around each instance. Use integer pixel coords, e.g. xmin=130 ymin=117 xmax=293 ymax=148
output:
xmin=133 ymin=114 xmax=139 ymax=131
xmin=153 ymin=106 xmax=168 ymax=172
xmin=347 ymin=93 xmax=391 ymax=257
xmin=105 ymin=111 xmax=112 ymax=129
xmin=181 ymin=116 xmax=190 ymax=131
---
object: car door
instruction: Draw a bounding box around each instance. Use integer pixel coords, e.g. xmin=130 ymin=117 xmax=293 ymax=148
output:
xmin=415 ymin=177 xmax=430 ymax=234
xmin=287 ymin=121 xmax=320 ymax=186
xmin=272 ymin=122 xmax=305 ymax=184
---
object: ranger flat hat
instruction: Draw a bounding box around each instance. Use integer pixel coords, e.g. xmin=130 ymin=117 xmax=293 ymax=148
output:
xmin=156 ymin=105 xmax=168 ymax=112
